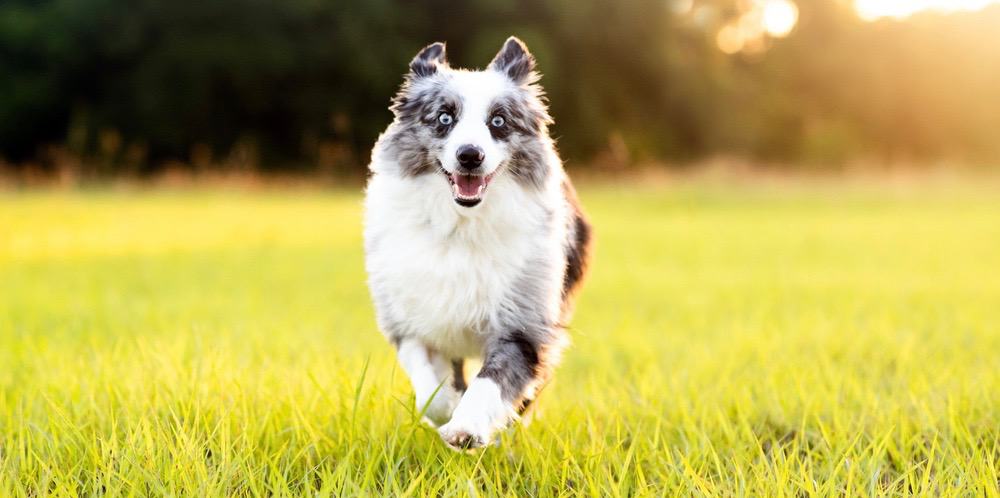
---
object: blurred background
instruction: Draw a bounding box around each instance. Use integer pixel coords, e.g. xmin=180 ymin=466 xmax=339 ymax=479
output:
xmin=2 ymin=0 xmax=999 ymax=182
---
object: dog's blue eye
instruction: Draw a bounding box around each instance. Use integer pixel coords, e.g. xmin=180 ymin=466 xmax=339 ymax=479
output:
xmin=438 ymin=113 xmax=454 ymax=126
xmin=490 ymin=115 xmax=505 ymax=128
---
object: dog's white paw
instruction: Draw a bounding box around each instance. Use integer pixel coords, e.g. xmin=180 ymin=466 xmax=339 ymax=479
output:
xmin=436 ymin=378 xmax=516 ymax=451
xmin=438 ymin=419 xmax=493 ymax=451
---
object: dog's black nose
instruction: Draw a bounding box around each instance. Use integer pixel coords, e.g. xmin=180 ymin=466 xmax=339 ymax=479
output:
xmin=456 ymin=145 xmax=485 ymax=171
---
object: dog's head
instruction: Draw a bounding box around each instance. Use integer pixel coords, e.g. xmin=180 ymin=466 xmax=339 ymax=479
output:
xmin=384 ymin=37 xmax=553 ymax=208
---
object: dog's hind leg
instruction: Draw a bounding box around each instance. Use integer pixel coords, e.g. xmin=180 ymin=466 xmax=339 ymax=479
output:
xmin=394 ymin=337 xmax=462 ymax=426
xmin=438 ymin=327 xmax=566 ymax=450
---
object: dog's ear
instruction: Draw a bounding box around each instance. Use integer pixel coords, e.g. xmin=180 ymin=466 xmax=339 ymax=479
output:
xmin=409 ymin=42 xmax=448 ymax=78
xmin=489 ymin=36 xmax=536 ymax=85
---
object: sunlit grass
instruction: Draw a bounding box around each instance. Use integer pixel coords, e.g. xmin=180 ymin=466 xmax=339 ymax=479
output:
xmin=1 ymin=183 xmax=998 ymax=496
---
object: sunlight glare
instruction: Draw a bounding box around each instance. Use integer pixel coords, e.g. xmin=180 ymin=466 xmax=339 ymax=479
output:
xmin=715 ymin=0 xmax=798 ymax=53
xmin=671 ymin=0 xmax=694 ymax=15
xmin=856 ymin=0 xmax=1000 ymax=20
xmin=716 ymin=24 xmax=746 ymax=54
xmin=762 ymin=0 xmax=799 ymax=37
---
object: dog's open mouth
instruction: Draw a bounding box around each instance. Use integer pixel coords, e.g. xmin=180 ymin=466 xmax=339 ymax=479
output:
xmin=443 ymin=169 xmax=494 ymax=207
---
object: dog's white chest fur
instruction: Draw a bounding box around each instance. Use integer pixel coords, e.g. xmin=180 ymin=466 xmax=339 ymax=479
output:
xmin=364 ymin=171 xmax=564 ymax=358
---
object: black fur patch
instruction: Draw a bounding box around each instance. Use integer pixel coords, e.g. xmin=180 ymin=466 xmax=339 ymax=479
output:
xmin=409 ymin=42 xmax=447 ymax=78
xmin=431 ymin=102 xmax=457 ymax=138
xmin=389 ymin=335 xmax=402 ymax=349
xmin=489 ymin=37 xmax=536 ymax=85
xmin=386 ymin=82 xmax=461 ymax=177
xmin=507 ymin=142 xmax=550 ymax=190
xmin=386 ymin=130 xmax=435 ymax=177
xmin=487 ymin=73 xmax=553 ymax=190
xmin=477 ymin=330 xmax=542 ymax=401
xmin=391 ymin=81 xmax=459 ymax=125
xmin=487 ymin=112 xmax=514 ymax=141
xmin=517 ymin=396 xmax=534 ymax=415
xmin=561 ymin=178 xmax=593 ymax=303
xmin=451 ymin=359 xmax=467 ymax=392
xmin=489 ymin=95 xmax=546 ymax=137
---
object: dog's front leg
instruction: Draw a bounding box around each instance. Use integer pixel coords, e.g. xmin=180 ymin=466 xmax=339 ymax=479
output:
xmin=394 ymin=337 xmax=462 ymax=426
xmin=438 ymin=328 xmax=563 ymax=450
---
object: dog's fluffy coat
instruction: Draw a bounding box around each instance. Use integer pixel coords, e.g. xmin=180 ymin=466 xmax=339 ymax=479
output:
xmin=364 ymin=37 xmax=591 ymax=449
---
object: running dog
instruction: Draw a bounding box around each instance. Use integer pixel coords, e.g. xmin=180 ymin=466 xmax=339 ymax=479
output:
xmin=364 ymin=36 xmax=591 ymax=450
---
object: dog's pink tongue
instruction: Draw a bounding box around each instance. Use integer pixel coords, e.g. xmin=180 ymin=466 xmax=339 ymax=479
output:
xmin=454 ymin=174 xmax=486 ymax=197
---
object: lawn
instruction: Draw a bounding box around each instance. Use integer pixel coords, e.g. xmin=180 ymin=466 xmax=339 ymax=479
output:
xmin=1 ymin=181 xmax=998 ymax=496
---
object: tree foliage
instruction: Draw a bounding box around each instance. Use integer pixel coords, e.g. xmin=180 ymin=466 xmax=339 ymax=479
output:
xmin=1 ymin=0 xmax=998 ymax=171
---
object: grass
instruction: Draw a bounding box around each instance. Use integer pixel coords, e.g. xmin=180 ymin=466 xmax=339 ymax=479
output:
xmin=1 ymin=181 xmax=998 ymax=496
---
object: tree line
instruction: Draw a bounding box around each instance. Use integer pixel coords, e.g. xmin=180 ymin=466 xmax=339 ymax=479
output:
xmin=1 ymin=0 xmax=998 ymax=174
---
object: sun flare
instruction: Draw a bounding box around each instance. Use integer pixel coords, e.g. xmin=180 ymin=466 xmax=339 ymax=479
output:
xmin=855 ymin=0 xmax=1000 ymax=20
xmin=762 ymin=0 xmax=799 ymax=37
xmin=715 ymin=0 xmax=799 ymax=53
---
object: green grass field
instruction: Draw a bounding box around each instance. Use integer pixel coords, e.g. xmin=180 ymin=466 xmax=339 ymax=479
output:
xmin=1 ymin=182 xmax=999 ymax=496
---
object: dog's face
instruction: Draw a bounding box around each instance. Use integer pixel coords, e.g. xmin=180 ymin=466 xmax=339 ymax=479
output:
xmin=385 ymin=37 xmax=553 ymax=208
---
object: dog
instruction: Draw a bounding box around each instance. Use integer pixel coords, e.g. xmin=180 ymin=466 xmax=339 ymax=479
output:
xmin=363 ymin=36 xmax=591 ymax=450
